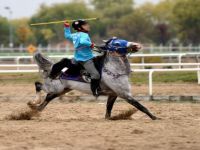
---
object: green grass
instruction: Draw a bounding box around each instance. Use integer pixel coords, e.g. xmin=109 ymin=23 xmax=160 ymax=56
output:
xmin=0 ymin=72 xmax=197 ymax=84
xmin=130 ymin=71 xmax=197 ymax=84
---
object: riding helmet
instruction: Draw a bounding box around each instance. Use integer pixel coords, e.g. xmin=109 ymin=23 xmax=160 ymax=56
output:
xmin=72 ymin=19 xmax=88 ymax=31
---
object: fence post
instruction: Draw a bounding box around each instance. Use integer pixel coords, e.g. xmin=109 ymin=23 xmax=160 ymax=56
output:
xmin=159 ymin=44 xmax=163 ymax=53
xmin=47 ymin=44 xmax=51 ymax=53
xmin=197 ymin=70 xmax=200 ymax=85
xmin=38 ymin=44 xmax=42 ymax=52
xmin=197 ymin=56 xmax=200 ymax=84
xmin=149 ymin=70 xmax=154 ymax=96
xmin=179 ymin=44 xmax=182 ymax=52
xmin=188 ymin=44 xmax=192 ymax=52
xmin=169 ymin=43 xmax=172 ymax=53
xmin=19 ymin=44 xmax=23 ymax=52
xmin=56 ymin=44 xmax=59 ymax=52
xmin=150 ymin=44 xmax=153 ymax=53
xmin=169 ymin=43 xmax=172 ymax=62
xmin=16 ymin=57 xmax=20 ymax=70
xmin=178 ymin=55 xmax=181 ymax=69
xmin=141 ymin=57 xmax=145 ymax=69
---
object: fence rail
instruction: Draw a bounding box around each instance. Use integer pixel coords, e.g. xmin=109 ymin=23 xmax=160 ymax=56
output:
xmin=1 ymin=53 xmax=200 ymax=96
xmin=1 ymin=53 xmax=200 ymax=69
xmin=1 ymin=45 xmax=200 ymax=53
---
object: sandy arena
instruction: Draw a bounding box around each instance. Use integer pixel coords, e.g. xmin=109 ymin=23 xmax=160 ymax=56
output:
xmin=0 ymin=83 xmax=200 ymax=150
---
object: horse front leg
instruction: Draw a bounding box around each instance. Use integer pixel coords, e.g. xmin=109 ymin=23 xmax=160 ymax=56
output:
xmin=124 ymin=95 xmax=157 ymax=120
xmin=105 ymin=95 xmax=117 ymax=119
xmin=36 ymin=88 xmax=71 ymax=111
xmin=28 ymin=93 xmax=60 ymax=111
xmin=35 ymin=93 xmax=59 ymax=111
xmin=27 ymin=82 xmax=43 ymax=106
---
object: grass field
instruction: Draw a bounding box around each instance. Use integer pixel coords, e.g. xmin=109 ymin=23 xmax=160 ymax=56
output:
xmin=0 ymin=72 xmax=197 ymax=84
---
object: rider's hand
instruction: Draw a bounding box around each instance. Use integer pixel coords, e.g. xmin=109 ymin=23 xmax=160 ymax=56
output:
xmin=133 ymin=43 xmax=142 ymax=50
xmin=90 ymin=42 xmax=95 ymax=49
xmin=64 ymin=21 xmax=70 ymax=28
xmin=127 ymin=42 xmax=142 ymax=52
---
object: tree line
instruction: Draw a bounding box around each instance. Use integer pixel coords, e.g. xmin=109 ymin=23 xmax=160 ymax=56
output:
xmin=0 ymin=0 xmax=200 ymax=46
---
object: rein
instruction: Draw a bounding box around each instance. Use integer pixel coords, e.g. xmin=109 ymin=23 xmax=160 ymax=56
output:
xmin=103 ymin=68 xmax=127 ymax=79
xmin=107 ymin=51 xmax=126 ymax=57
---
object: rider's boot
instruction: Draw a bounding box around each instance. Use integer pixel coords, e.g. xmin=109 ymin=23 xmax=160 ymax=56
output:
xmin=91 ymin=79 xmax=101 ymax=97
xmin=49 ymin=58 xmax=73 ymax=79
xmin=48 ymin=64 xmax=61 ymax=79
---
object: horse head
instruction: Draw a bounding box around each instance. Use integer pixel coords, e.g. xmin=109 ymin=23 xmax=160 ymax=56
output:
xmin=95 ymin=37 xmax=141 ymax=77
xmin=100 ymin=37 xmax=142 ymax=56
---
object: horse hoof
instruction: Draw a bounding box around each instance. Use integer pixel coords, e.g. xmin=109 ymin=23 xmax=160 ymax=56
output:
xmin=27 ymin=102 xmax=42 ymax=112
xmin=27 ymin=101 xmax=37 ymax=109
xmin=151 ymin=116 xmax=157 ymax=120
xmin=105 ymin=116 xmax=112 ymax=120
xmin=156 ymin=117 xmax=162 ymax=120
xmin=105 ymin=114 xmax=111 ymax=120
xmin=151 ymin=116 xmax=161 ymax=120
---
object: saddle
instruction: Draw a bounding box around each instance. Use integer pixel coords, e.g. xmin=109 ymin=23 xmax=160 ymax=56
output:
xmin=60 ymin=56 xmax=104 ymax=83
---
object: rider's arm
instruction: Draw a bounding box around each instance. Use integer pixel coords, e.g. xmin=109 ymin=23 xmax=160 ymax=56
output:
xmin=79 ymin=33 xmax=93 ymax=47
xmin=64 ymin=23 xmax=73 ymax=41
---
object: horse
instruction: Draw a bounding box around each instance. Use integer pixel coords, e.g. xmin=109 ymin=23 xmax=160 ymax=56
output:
xmin=28 ymin=38 xmax=158 ymax=120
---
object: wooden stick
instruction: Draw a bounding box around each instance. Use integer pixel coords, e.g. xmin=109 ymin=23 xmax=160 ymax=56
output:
xmin=30 ymin=18 xmax=99 ymax=26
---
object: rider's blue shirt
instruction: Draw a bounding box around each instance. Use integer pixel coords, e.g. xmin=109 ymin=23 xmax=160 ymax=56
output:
xmin=64 ymin=27 xmax=94 ymax=62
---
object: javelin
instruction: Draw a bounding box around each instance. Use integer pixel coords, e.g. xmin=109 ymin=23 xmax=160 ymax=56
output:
xmin=30 ymin=17 xmax=99 ymax=26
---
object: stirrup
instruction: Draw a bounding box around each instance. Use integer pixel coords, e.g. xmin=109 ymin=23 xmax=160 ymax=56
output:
xmin=92 ymin=87 xmax=101 ymax=97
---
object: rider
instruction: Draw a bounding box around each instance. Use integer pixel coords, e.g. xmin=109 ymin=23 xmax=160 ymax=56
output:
xmin=49 ymin=19 xmax=101 ymax=97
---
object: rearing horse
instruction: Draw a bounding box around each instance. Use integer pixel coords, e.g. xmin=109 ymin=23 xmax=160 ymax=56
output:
xmin=28 ymin=38 xmax=158 ymax=120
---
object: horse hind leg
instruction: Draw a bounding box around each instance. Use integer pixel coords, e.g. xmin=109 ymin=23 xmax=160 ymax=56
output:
xmin=105 ymin=95 xmax=117 ymax=119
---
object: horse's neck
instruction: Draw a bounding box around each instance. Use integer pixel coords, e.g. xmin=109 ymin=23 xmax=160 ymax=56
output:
xmin=103 ymin=54 xmax=131 ymax=75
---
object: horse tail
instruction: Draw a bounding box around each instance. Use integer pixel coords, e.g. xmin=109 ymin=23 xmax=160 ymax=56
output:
xmin=33 ymin=52 xmax=53 ymax=78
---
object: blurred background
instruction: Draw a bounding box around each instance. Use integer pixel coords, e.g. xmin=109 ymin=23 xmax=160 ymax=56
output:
xmin=1 ymin=0 xmax=200 ymax=94
xmin=0 ymin=0 xmax=199 ymax=55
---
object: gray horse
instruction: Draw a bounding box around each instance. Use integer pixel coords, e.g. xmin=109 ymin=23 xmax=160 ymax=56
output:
xmin=28 ymin=40 xmax=158 ymax=120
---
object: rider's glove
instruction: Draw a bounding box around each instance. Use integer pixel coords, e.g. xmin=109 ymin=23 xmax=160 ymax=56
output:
xmin=90 ymin=42 xmax=95 ymax=49
xmin=64 ymin=22 xmax=70 ymax=28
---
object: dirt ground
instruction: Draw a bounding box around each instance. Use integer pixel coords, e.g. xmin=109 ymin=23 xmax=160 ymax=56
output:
xmin=0 ymin=83 xmax=200 ymax=150
xmin=1 ymin=83 xmax=200 ymax=102
xmin=0 ymin=101 xmax=200 ymax=150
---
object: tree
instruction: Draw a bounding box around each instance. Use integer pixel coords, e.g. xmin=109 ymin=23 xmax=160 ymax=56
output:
xmin=41 ymin=29 xmax=54 ymax=44
xmin=12 ymin=18 xmax=35 ymax=45
xmin=108 ymin=11 xmax=155 ymax=43
xmin=173 ymin=0 xmax=200 ymax=44
xmin=139 ymin=0 xmax=176 ymax=45
xmin=0 ymin=16 xmax=9 ymax=45
xmin=90 ymin=0 xmax=135 ymax=42
xmin=30 ymin=2 xmax=96 ymax=45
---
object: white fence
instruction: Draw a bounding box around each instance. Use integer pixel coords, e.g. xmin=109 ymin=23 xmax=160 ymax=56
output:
xmin=1 ymin=53 xmax=200 ymax=96
xmin=1 ymin=45 xmax=200 ymax=53
xmin=1 ymin=52 xmax=200 ymax=69
xmin=132 ymin=68 xmax=200 ymax=96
